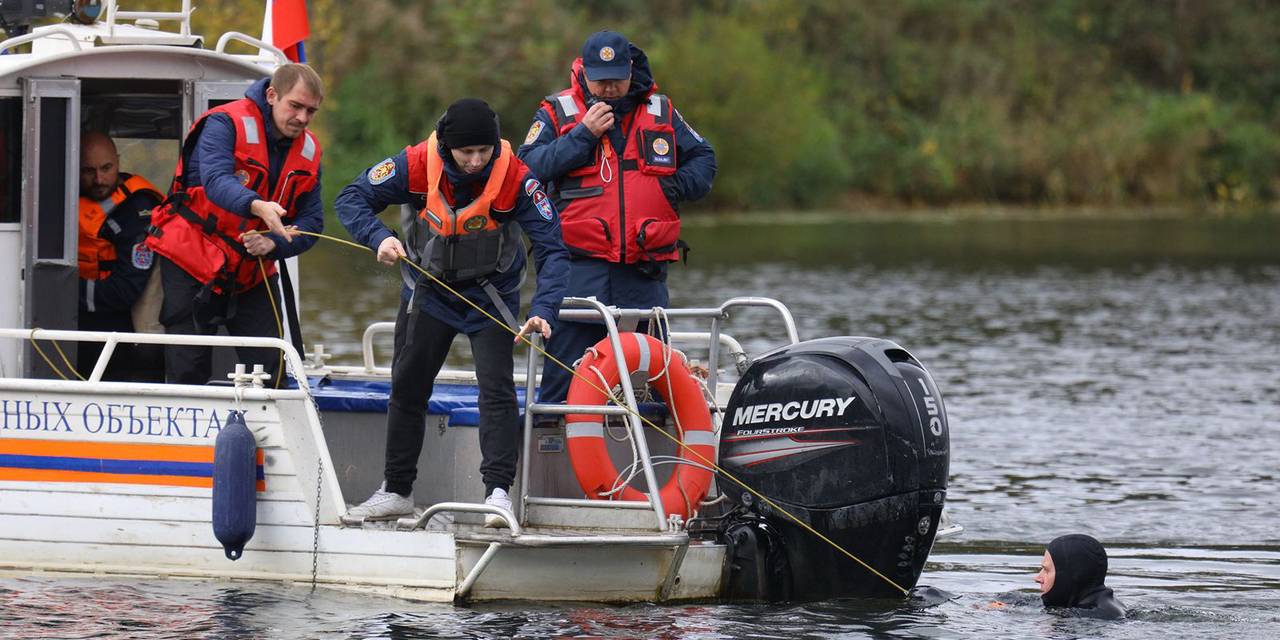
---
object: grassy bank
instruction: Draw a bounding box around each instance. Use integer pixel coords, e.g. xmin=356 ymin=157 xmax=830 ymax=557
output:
xmin=176 ymin=1 xmax=1280 ymax=213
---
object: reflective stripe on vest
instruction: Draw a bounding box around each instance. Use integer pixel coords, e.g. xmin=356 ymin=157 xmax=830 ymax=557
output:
xmin=542 ymin=82 xmax=681 ymax=264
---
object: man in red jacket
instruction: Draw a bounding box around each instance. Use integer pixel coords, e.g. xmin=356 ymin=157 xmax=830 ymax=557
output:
xmin=147 ymin=63 xmax=324 ymax=386
xmin=518 ymin=31 xmax=716 ymax=405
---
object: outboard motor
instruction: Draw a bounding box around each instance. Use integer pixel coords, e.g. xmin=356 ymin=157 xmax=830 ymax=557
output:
xmin=718 ymin=337 xmax=949 ymax=600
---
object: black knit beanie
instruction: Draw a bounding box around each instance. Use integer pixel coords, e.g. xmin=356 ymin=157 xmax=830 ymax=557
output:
xmin=439 ymin=98 xmax=499 ymax=149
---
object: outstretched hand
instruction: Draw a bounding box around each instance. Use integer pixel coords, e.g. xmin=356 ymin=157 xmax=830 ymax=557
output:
xmin=515 ymin=316 xmax=552 ymax=343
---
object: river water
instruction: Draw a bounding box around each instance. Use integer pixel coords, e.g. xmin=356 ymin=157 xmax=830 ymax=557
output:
xmin=3 ymin=214 xmax=1279 ymax=638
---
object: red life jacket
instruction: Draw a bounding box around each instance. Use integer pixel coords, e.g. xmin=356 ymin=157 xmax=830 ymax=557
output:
xmin=147 ymin=98 xmax=321 ymax=294
xmin=402 ymin=132 xmax=525 ymax=282
xmin=78 ymin=174 xmax=163 ymax=281
xmin=540 ymin=58 xmax=682 ymax=264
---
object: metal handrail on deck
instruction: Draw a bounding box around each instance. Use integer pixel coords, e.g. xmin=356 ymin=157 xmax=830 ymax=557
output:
xmin=214 ymin=32 xmax=290 ymax=65
xmin=0 ymin=328 xmax=310 ymax=390
xmin=356 ymin=321 xmax=501 ymax=382
xmin=106 ymin=0 xmax=193 ymax=37
xmin=528 ymin=297 xmax=669 ymax=531
xmin=555 ymin=296 xmax=800 ymax=390
xmin=0 ymin=27 xmax=83 ymax=55
xmin=518 ymin=296 xmax=802 ymax=534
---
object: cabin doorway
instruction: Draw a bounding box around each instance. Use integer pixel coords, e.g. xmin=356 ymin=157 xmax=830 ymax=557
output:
xmin=8 ymin=76 xmax=254 ymax=378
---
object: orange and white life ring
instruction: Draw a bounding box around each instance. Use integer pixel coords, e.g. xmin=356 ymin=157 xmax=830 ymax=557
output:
xmin=565 ymin=332 xmax=715 ymax=520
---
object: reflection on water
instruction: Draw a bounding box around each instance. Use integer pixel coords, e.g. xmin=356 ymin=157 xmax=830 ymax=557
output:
xmin=5 ymin=215 xmax=1279 ymax=638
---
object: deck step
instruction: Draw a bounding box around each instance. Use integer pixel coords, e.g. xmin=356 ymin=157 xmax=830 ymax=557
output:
xmin=522 ymin=501 xmax=665 ymax=532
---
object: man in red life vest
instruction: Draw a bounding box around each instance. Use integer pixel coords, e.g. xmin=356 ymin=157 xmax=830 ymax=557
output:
xmin=336 ymin=99 xmax=570 ymax=525
xmin=146 ymin=63 xmax=324 ymax=386
xmin=77 ymin=131 xmax=164 ymax=380
xmin=518 ymin=31 xmax=717 ymax=405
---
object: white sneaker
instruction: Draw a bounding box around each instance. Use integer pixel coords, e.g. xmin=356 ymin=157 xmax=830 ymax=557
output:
xmin=483 ymin=487 xmax=513 ymax=529
xmin=346 ymin=483 xmax=414 ymax=521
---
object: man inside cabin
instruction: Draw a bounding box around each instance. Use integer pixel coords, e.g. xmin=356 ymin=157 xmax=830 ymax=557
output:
xmin=517 ymin=30 xmax=716 ymax=407
xmin=336 ymin=98 xmax=570 ymax=526
xmin=76 ymin=131 xmax=164 ymax=381
xmin=146 ymin=63 xmax=324 ymax=387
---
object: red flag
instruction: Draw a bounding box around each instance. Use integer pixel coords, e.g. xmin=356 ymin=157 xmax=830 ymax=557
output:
xmin=271 ymin=0 xmax=310 ymax=63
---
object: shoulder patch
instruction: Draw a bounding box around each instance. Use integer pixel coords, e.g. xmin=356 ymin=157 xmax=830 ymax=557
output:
xmin=524 ymin=120 xmax=545 ymax=145
xmin=533 ymin=190 xmax=554 ymax=221
xmin=368 ymin=158 xmax=396 ymax=185
xmin=131 ymin=242 xmax=154 ymax=270
xmin=524 ymin=177 xmax=542 ymax=196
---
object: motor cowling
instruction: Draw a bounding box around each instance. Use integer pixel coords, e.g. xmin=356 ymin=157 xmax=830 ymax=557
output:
xmin=718 ymin=337 xmax=949 ymax=599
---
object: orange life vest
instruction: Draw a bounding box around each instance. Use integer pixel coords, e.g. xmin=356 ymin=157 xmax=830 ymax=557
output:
xmin=147 ymin=98 xmax=321 ymax=294
xmin=541 ymin=58 xmax=682 ymax=264
xmin=402 ymin=132 xmax=525 ymax=281
xmin=78 ymin=174 xmax=163 ymax=281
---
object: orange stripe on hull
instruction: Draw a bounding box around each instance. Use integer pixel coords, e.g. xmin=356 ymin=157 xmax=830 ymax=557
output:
xmin=0 ymin=439 xmax=267 ymax=490
xmin=0 ymin=437 xmax=216 ymax=462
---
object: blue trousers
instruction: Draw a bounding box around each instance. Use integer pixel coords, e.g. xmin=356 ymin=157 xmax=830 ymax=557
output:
xmin=538 ymin=259 xmax=669 ymax=403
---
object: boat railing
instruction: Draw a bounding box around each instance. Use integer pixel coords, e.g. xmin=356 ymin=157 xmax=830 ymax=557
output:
xmin=0 ymin=327 xmax=310 ymax=392
xmin=214 ymin=31 xmax=290 ymax=65
xmin=554 ymin=296 xmax=799 ymax=392
xmin=0 ymin=27 xmax=83 ymax=55
xmin=347 ymin=321 xmax=497 ymax=382
xmin=105 ymin=0 xmax=194 ymax=37
xmin=520 ymin=296 xmax=801 ymax=532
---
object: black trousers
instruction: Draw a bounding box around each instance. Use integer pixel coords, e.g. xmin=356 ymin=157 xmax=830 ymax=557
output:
xmin=157 ymin=256 xmax=284 ymax=386
xmin=77 ymin=311 xmax=165 ymax=383
xmin=384 ymin=298 xmax=519 ymax=497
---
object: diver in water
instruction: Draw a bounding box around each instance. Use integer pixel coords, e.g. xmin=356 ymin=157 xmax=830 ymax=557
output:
xmin=1036 ymin=533 xmax=1127 ymax=619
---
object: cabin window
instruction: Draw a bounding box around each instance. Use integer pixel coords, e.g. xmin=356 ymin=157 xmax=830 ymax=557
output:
xmin=0 ymin=98 xmax=18 ymax=224
xmin=82 ymin=90 xmax=183 ymax=192
xmin=35 ymin=95 xmax=69 ymax=259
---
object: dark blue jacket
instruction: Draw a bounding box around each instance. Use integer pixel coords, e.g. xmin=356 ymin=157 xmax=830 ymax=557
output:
xmin=186 ymin=77 xmax=323 ymax=260
xmin=517 ymin=44 xmax=716 ymax=206
xmin=78 ymin=180 xmax=161 ymax=322
xmin=335 ymin=145 xmax=571 ymax=334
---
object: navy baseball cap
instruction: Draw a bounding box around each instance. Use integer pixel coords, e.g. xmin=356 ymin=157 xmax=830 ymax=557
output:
xmin=581 ymin=31 xmax=632 ymax=81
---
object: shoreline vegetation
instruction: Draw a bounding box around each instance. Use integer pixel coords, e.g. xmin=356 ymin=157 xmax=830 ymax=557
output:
xmin=157 ymin=1 xmax=1280 ymax=214
xmin=683 ymin=203 xmax=1280 ymax=226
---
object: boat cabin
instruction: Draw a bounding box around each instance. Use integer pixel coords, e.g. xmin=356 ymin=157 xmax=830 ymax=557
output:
xmin=0 ymin=0 xmax=287 ymax=377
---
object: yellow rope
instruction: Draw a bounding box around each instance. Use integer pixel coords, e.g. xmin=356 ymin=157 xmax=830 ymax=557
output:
xmin=27 ymin=328 xmax=71 ymax=381
xmin=50 ymin=338 xmax=84 ymax=381
xmin=291 ymin=229 xmax=910 ymax=595
xmin=256 ymin=257 xmax=286 ymax=389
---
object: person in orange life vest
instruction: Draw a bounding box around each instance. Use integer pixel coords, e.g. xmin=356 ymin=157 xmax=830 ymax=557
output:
xmin=518 ymin=30 xmax=716 ymax=405
xmin=337 ymin=99 xmax=570 ymax=524
xmin=146 ymin=63 xmax=324 ymax=386
xmin=76 ymin=131 xmax=165 ymax=381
